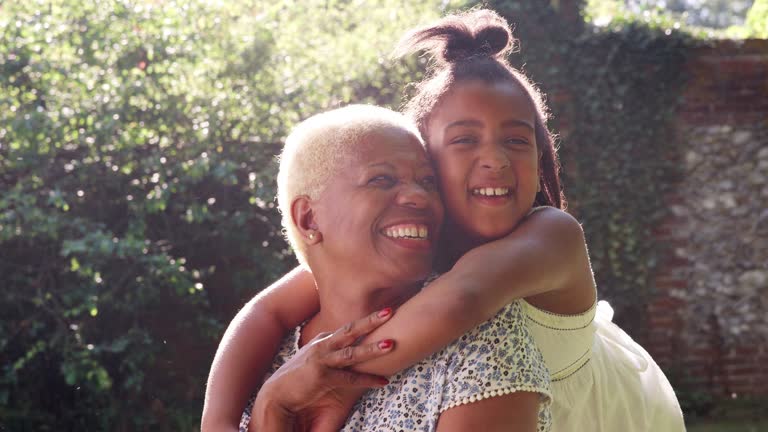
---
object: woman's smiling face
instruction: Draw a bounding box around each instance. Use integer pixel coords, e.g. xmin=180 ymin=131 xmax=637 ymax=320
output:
xmin=426 ymin=79 xmax=539 ymax=244
xmin=313 ymin=125 xmax=444 ymax=286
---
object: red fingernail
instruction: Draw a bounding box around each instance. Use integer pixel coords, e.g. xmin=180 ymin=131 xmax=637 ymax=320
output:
xmin=378 ymin=377 xmax=390 ymax=385
xmin=378 ymin=307 xmax=392 ymax=318
xmin=378 ymin=339 xmax=394 ymax=350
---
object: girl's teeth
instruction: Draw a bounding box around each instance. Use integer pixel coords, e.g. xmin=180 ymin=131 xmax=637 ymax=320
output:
xmin=473 ymin=187 xmax=509 ymax=196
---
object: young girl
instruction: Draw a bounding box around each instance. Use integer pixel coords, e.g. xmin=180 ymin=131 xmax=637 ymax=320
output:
xmin=202 ymin=9 xmax=684 ymax=432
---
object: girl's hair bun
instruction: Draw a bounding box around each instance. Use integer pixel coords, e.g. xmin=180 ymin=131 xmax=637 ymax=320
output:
xmin=472 ymin=25 xmax=511 ymax=57
xmin=394 ymin=9 xmax=515 ymax=65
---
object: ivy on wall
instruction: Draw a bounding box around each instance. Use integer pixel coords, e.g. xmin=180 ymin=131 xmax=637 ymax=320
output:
xmin=489 ymin=0 xmax=693 ymax=332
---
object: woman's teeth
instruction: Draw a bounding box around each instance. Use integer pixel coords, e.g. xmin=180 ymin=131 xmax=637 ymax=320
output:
xmin=472 ymin=187 xmax=510 ymax=196
xmin=384 ymin=225 xmax=429 ymax=239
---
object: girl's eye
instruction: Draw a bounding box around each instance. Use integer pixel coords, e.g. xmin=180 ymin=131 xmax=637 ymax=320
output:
xmin=504 ymin=138 xmax=529 ymax=147
xmin=367 ymin=175 xmax=396 ymax=188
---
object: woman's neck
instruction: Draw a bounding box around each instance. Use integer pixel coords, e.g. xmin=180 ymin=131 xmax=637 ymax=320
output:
xmin=300 ymin=269 xmax=422 ymax=346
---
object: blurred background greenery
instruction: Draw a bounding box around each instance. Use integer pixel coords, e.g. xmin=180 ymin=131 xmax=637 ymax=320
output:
xmin=1 ymin=0 xmax=765 ymax=430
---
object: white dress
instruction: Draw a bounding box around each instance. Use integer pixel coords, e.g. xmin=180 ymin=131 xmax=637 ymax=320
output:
xmin=241 ymin=300 xmax=553 ymax=431
xmin=524 ymin=299 xmax=686 ymax=431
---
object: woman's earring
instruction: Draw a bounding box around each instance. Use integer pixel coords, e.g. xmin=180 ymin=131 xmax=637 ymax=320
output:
xmin=308 ymin=232 xmax=315 ymax=240
xmin=537 ymin=180 xmax=541 ymax=193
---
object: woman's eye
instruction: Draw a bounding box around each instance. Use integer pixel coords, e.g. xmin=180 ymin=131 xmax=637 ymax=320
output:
xmin=367 ymin=175 xmax=396 ymax=188
xmin=450 ymin=136 xmax=477 ymax=145
xmin=420 ymin=176 xmax=438 ymax=191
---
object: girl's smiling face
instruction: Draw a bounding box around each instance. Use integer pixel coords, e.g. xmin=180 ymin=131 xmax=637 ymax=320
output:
xmin=426 ymin=79 xmax=540 ymax=246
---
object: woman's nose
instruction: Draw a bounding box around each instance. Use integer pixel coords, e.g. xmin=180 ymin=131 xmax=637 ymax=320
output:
xmin=396 ymin=183 xmax=430 ymax=208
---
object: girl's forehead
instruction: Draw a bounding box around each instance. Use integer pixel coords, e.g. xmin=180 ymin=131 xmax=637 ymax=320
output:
xmin=448 ymin=80 xmax=530 ymax=105
xmin=432 ymin=80 xmax=536 ymax=125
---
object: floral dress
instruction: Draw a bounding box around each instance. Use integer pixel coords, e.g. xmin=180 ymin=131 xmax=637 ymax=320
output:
xmin=240 ymin=300 xmax=552 ymax=431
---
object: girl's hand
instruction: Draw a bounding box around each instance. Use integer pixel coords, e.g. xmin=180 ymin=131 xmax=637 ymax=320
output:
xmin=249 ymin=308 xmax=395 ymax=431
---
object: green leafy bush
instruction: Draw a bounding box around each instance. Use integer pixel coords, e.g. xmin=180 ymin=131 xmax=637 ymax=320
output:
xmin=0 ymin=0 xmax=443 ymax=429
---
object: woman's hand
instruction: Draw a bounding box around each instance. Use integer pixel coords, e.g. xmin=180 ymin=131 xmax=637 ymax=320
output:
xmin=249 ymin=308 xmax=395 ymax=431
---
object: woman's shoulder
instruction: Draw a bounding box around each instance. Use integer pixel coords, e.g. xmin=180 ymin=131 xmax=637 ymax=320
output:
xmin=399 ymin=300 xmax=542 ymax=379
xmin=439 ymin=300 xmax=551 ymax=408
xmin=445 ymin=300 xmax=528 ymax=351
xmin=443 ymin=300 xmax=541 ymax=365
xmin=425 ymin=300 xmax=552 ymax=431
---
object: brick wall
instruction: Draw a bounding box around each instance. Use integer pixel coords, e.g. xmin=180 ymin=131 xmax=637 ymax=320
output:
xmin=645 ymin=39 xmax=768 ymax=398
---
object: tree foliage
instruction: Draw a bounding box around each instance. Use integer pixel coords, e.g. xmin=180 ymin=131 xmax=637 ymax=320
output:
xmin=745 ymin=0 xmax=768 ymax=38
xmin=0 ymin=0 xmax=445 ymax=429
xmin=586 ymin=0 xmax=757 ymax=29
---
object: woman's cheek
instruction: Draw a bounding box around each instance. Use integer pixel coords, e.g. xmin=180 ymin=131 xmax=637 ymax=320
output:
xmin=439 ymin=173 xmax=462 ymax=203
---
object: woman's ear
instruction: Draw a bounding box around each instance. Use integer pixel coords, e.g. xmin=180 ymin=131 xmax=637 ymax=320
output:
xmin=291 ymin=196 xmax=322 ymax=244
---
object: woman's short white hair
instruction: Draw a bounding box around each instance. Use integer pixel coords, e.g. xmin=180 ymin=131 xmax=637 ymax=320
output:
xmin=277 ymin=104 xmax=424 ymax=266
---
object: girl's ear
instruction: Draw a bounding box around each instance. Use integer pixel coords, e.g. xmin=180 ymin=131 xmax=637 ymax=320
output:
xmin=291 ymin=196 xmax=322 ymax=244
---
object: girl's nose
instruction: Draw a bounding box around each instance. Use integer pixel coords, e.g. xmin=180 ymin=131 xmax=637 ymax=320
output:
xmin=480 ymin=146 xmax=510 ymax=172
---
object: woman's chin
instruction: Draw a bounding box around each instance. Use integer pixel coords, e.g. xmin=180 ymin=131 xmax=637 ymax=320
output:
xmin=383 ymin=235 xmax=434 ymax=252
xmin=380 ymin=237 xmax=436 ymax=271
xmin=384 ymin=259 xmax=434 ymax=284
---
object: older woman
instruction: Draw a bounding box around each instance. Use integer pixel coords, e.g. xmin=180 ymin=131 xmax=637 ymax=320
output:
xmin=239 ymin=105 xmax=551 ymax=431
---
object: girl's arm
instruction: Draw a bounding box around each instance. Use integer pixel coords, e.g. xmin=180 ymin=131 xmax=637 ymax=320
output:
xmin=201 ymin=266 xmax=319 ymax=432
xmin=353 ymin=206 xmax=596 ymax=375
